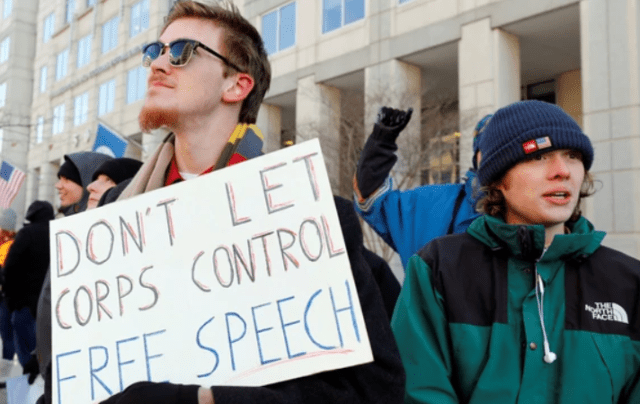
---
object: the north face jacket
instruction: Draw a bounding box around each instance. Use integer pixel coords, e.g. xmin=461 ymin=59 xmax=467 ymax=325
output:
xmin=391 ymin=214 xmax=640 ymax=403
xmin=354 ymin=170 xmax=480 ymax=268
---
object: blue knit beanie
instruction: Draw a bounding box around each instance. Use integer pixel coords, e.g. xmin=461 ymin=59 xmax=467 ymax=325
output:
xmin=477 ymin=100 xmax=593 ymax=186
xmin=472 ymin=114 xmax=493 ymax=170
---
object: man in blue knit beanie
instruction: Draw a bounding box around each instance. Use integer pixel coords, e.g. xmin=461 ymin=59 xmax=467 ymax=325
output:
xmin=391 ymin=100 xmax=640 ymax=403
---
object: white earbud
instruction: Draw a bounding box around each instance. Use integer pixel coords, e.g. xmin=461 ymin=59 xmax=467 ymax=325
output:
xmin=543 ymin=341 xmax=557 ymax=364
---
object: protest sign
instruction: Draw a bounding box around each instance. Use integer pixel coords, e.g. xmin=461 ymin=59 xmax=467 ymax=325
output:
xmin=50 ymin=139 xmax=373 ymax=404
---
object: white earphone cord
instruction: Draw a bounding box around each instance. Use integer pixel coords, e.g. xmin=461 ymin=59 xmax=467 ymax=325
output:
xmin=535 ymin=271 xmax=556 ymax=364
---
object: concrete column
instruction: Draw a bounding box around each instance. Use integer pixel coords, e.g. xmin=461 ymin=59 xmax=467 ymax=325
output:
xmin=295 ymin=75 xmax=341 ymax=193
xmin=24 ymin=168 xmax=38 ymax=211
xmin=459 ymin=18 xmax=520 ymax=174
xmin=25 ymin=171 xmax=35 ymax=208
xmin=580 ymin=0 xmax=640 ymax=258
xmin=256 ymin=104 xmax=282 ymax=154
xmin=38 ymin=162 xmax=58 ymax=208
xmin=556 ymin=70 xmax=583 ymax=127
xmin=364 ymin=59 xmax=421 ymax=188
xmin=11 ymin=186 xmax=26 ymax=228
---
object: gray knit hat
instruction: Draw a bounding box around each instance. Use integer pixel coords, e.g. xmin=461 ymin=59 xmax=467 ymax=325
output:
xmin=477 ymin=100 xmax=594 ymax=186
xmin=0 ymin=208 xmax=16 ymax=232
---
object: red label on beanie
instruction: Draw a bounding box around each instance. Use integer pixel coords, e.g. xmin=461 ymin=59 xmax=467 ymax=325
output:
xmin=522 ymin=140 xmax=538 ymax=154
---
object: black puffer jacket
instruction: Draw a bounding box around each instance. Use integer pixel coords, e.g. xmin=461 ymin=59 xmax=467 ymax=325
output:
xmin=3 ymin=201 xmax=55 ymax=315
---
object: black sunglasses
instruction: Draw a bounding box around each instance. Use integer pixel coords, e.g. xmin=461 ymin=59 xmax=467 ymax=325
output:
xmin=142 ymin=39 xmax=242 ymax=71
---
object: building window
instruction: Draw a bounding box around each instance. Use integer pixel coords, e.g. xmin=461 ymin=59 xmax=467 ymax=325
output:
xmin=262 ymin=2 xmax=296 ymax=55
xmin=87 ymin=0 xmax=96 ymax=6
xmin=0 ymin=82 xmax=6 ymax=108
xmin=398 ymin=0 xmax=413 ymax=3
xmin=73 ymin=92 xmax=89 ymax=126
xmin=65 ymin=0 xmax=75 ymax=23
xmin=56 ymin=49 xmax=69 ymax=81
xmin=53 ymin=103 xmax=66 ymax=135
xmin=77 ymin=34 xmax=92 ymax=68
xmin=40 ymin=66 xmax=47 ymax=93
xmin=126 ymin=66 xmax=146 ymax=104
xmin=102 ymin=16 xmax=119 ymax=54
xmin=43 ymin=13 xmax=55 ymax=43
xmin=130 ymin=0 xmax=149 ymax=37
xmin=3 ymin=0 xmax=11 ymax=19
xmin=0 ymin=37 xmax=9 ymax=64
xmin=36 ymin=116 xmax=44 ymax=143
xmin=322 ymin=0 xmax=364 ymax=33
xmin=98 ymin=79 xmax=115 ymax=116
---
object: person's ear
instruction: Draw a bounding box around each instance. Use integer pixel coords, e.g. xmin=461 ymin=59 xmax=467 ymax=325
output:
xmin=496 ymin=177 xmax=508 ymax=192
xmin=222 ymin=73 xmax=254 ymax=103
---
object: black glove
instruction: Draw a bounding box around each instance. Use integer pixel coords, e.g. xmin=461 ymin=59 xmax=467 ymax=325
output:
xmin=22 ymin=352 xmax=39 ymax=384
xmin=99 ymin=381 xmax=201 ymax=404
xmin=355 ymin=107 xmax=413 ymax=199
xmin=377 ymin=106 xmax=413 ymax=134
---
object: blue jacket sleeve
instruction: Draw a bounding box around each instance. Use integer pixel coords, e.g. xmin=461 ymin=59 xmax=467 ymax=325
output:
xmin=354 ymin=178 xmax=463 ymax=268
xmin=391 ymin=254 xmax=458 ymax=404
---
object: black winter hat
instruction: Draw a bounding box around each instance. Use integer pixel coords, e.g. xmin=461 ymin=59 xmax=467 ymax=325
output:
xmin=25 ymin=200 xmax=55 ymax=223
xmin=91 ymin=157 xmax=143 ymax=184
xmin=477 ymin=100 xmax=594 ymax=186
xmin=57 ymin=158 xmax=82 ymax=186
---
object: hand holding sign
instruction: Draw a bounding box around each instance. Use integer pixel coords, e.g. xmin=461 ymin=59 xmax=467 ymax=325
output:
xmin=99 ymin=382 xmax=201 ymax=404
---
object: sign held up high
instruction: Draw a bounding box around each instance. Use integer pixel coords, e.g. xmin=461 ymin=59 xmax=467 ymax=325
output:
xmin=50 ymin=139 xmax=373 ymax=404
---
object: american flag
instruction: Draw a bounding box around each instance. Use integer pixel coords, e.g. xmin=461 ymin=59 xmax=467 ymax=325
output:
xmin=536 ymin=136 xmax=553 ymax=150
xmin=0 ymin=160 xmax=26 ymax=209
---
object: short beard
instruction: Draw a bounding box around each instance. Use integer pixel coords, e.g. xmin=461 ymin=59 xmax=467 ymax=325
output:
xmin=138 ymin=102 xmax=180 ymax=133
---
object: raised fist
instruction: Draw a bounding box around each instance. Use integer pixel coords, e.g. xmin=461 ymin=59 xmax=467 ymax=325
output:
xmin=355 ymin=106 xmax=414 ymax=200
xmin=376 ymin=107 xmax=413 ymax=134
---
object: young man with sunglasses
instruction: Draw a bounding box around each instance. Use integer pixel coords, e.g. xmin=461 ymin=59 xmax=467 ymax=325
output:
xmin=91 ymin=2 xmax=404 ymax=404
xmin=391 ymin=100 xmax=640 ymax=403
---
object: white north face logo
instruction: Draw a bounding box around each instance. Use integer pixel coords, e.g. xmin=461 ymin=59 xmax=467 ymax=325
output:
xmin=585 ymin=302 xmax=629 ymax=324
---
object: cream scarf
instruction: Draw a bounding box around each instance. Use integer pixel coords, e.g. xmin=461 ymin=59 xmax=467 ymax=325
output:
xmin=117 ymin=132 xmax=176 ymax=200
xmin=117 ymin=124 xmax=264 ymax=201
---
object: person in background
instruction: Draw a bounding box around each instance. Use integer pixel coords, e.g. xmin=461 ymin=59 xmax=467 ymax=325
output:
xmin=353 ymin=109 xmax=492 ymax=268
xmin=29 ymin=151 xmax=112 ymax=403
xmin=55 ymin=152 xmax=112 ymax=215
xmin=2 ymin=201 xmax=54 ymax=367
xmin=98 ymin=1 xmax=404 ymax=403
xmin=391 ymin=100 xmax=640 ymax=403
xmin=0 ymin=209 xmax=16 ymax=264
xmin=86 ymin=157 xmax=143 ymax=210
xmin=0 ymin=208 xmax=17 ymax=362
